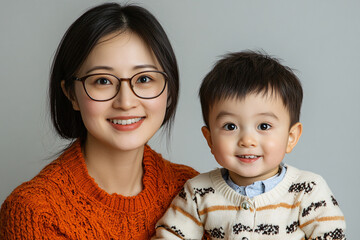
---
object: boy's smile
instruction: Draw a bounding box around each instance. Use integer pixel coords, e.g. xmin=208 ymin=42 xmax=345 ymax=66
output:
xmin=202 ymin=92 xmax=302 ymax=186
xmin=236 ymin=154 xmax=262 ymax=164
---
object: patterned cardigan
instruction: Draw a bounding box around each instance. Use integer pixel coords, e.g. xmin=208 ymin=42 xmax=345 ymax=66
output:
xmin=154 ymin=165 xmax=346 ymax=240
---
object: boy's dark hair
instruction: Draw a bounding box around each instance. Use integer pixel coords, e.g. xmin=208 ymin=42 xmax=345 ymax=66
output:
xmin=50 ymin=3 xmax=179 ymax=142
xmin=199 ymin=50 xmax=303 ymax=128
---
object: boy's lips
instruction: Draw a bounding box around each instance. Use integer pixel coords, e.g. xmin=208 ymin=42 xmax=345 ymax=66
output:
xmin=236 ymin=154 xmax=262 ymax=163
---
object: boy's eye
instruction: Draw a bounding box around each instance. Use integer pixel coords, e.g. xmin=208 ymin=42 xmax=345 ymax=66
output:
xmin=223 ymin=123 xmax=237 ymax=131
xmin=258 ymin=123 xmax=271 ymax=131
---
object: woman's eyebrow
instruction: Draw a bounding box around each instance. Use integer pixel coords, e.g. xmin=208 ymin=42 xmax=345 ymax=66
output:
xmin=133 ymin=64 xmax=158 ymax=70
xmin=85 ymin=64 xmax=159 ymax=75
xmin=86 ymin=66 xmax=113 ymax=74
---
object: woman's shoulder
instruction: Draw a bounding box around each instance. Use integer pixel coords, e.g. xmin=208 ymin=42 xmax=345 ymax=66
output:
xmin=145 ymin=145 xmax=199 ymax=180
xmin=0 ymin=148 xmax=76 ymax=214
xmin=1 ymin=179 xmax=51 ymax=212
xmin=163 ymin=157 xmax=197 ymax=172
xmin=2 ymin=160 xmax=67 ymax=208
xmin=149 ymin=155 xmax=198 ymax=192
xmin=0 ymin=155 xmax=77 ymax=238
xmin=141 ymin=146 xmax=199 ymax=211
xmin=157 ymin=157 xmax=199 ymax=182
xmin=0 ymin=172 xmax=58 ymax=234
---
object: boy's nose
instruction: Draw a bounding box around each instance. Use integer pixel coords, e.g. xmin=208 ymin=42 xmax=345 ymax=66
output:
xmin=238 ymin=132 xmax=257 ymax=148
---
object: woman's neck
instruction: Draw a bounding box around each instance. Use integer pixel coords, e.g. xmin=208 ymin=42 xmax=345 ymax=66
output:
xmin=83 ymin=136 xmax=145 ymax=197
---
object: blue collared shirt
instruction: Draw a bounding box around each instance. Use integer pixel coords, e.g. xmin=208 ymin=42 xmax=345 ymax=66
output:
xmin=222 ymin=164 xmax=287 ymax=198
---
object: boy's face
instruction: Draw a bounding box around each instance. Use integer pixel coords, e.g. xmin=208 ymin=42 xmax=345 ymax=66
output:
xmin=202 ymin=93 xmax=302 ymax=186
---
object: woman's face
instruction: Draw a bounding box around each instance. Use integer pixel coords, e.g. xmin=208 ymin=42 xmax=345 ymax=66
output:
xmin=69 ymin=31 xmax=168 ymax=152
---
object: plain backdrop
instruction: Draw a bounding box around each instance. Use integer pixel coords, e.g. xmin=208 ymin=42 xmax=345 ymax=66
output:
xmin=1 ymin=0 xmax=359 ymax=238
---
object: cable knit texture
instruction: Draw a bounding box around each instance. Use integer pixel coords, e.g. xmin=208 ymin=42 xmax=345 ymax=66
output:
xmin=0 ymin=140 xmax=198 ymax=239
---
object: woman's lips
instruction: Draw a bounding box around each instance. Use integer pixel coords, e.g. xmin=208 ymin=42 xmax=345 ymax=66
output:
xmin=108 ymin=117 xmax=142 ymax=125
xmin=108 ymin=117 xmax=145 ymax=131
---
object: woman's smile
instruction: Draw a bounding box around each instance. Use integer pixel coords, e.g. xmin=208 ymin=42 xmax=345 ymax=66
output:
xmin=107 ymin=117 xmax=145 ymax=131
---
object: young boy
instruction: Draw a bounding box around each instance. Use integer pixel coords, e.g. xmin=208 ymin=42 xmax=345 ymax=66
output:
xmin=154 ymin=51 xmax=346 ymax=239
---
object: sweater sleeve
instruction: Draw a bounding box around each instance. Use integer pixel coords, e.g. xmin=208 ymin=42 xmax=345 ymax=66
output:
xmin=153 ymin=180 xmax=204 ymax=239
xmin=297 ymin=175 xmax=346 ymax=239
xmin=0 ymin=188 xmax=68 ymax=239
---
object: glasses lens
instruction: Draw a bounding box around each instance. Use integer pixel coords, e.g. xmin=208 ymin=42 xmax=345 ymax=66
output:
xmin=83 ymin=74 xmax=119 ymax=101
xmin=131 ymin=71 xmax=166 ymax=98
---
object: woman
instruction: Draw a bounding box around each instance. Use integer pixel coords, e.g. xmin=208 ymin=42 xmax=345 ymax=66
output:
xmin=0 ymin=3 xmax=198 ymax=239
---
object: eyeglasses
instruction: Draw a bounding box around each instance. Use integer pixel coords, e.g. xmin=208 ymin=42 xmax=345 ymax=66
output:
xmin=73 ymin=70 xmax=168 ymax=101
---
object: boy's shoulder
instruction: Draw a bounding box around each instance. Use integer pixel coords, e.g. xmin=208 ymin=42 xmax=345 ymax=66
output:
xmin=286 ymin=164 xmax=326 ymax=182
xmin=285 ymin=164 xmax=331 ymax=193
xmin=183 ymin=168 xmax=221 ymax=190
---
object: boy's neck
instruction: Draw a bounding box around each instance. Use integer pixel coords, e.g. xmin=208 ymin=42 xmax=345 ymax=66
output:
xmin=228 ymin=166 xmax=281 ymax=187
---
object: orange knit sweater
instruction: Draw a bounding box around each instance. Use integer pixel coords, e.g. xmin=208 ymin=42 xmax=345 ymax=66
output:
xmin=0 ymin=141 xmax=198 ymax=239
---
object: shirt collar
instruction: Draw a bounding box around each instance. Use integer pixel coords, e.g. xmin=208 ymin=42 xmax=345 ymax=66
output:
xmin=222 ymin=163 xmax=287 ymax=198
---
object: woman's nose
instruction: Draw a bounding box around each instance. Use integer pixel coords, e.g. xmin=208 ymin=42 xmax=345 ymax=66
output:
xmin=112 ymin=81 xmax=138 ymax=110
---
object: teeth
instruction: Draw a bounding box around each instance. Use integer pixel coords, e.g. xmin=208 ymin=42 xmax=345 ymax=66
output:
xmin=239 ymin=155 xmax=259 ymax=159
xmin=109 ymin=118 xmax=142 ymax=125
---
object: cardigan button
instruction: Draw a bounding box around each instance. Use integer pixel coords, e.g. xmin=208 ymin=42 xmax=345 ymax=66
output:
xmin=242 ymin=237 xmax=249 ymax=240
xmin=241 ymin=201 xmax=250 ymax=210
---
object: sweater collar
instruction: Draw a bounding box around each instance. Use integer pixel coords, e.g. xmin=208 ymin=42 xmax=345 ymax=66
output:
xmin=210 ymin=165 xmax=298 ymax=207
xmin=222 ymin=164 xmax=287 ymax=198
xmin=59 ymin=140 xmax=160 ymax=212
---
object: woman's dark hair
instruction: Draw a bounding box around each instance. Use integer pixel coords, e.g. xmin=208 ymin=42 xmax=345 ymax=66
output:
xmin=50 ymin=3 xmax=179 ymax=141
xmin=199 ymin=50 xmax=303 ymax=128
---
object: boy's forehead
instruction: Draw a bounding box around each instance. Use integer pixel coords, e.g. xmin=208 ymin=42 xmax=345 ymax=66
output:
xmin=213 ymin=91 xmax=284 ymax=105
xmin=209 ymin=92 xmax=290 ymax=118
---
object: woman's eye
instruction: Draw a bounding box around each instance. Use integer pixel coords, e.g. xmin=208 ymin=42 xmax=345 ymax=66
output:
xmin=223 ymin=123 xmax=237 ymax=131
xmin=95 ymin=78 xmax=112 ymax=85
xmin=136 ymin=76 xmax=151 ymax=83
xmin=258 ymin=123 xmax=271 ymax=131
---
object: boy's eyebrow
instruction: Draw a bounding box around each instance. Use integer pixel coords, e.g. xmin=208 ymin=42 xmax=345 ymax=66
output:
xmin=215 ymin=111 xmax=237 ymax=120
xmin=257 ymin=112 xmax=279 ymax=120
xmin=215 ymin=111 xmax=279 ymax=120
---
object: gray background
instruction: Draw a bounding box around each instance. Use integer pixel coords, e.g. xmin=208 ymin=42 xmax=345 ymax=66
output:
xmin=1 ymin=0 xmax=359 ymax=238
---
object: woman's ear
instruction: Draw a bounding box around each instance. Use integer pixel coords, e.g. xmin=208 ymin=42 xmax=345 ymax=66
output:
xmin=286 ymin=122 xmax=303 ymax=153
xmin=166 ymin=96 xmax=172 ymax=108
xmin=61 ymin=80 xmax=80 ymax=111
xmin=201 ymin=126 xmax=214 ymax=154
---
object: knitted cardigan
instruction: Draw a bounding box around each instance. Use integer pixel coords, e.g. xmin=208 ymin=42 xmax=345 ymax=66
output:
xmin=0 ymin=140 xmax=198 ymax=239
xmin=154 ymin=165 xmax=346 ymax=240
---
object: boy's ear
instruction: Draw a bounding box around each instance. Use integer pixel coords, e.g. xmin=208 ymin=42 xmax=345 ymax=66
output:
xmin=286 ymin=122 xmax=302 ymax=153
xmin=61 ymin=80 xmax=80 ymax=111
xmin=201 ymin=126 xmax=214 ymax=154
